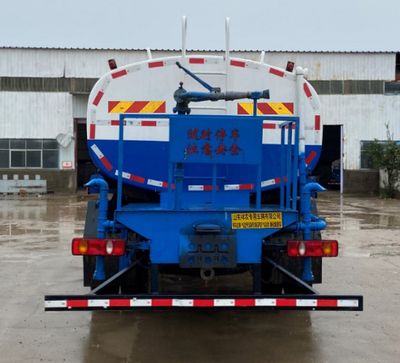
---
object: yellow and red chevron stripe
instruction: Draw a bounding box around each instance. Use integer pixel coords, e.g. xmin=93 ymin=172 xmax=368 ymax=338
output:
xmin=108 ymin=101 xmax=166 ymax=114
xmin=237 ymin=102 xmax=294 ymax=115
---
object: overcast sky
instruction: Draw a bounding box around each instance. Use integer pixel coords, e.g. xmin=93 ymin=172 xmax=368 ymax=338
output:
xmin=0 ymin=0 xmax=398 ymax=51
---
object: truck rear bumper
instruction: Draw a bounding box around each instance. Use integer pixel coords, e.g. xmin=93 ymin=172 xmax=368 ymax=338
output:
xmin=45 ymin=294 xmax=363 ymax=311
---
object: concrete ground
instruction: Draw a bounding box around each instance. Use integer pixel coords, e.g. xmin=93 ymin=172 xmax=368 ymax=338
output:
xmin=0 ymin=192 xmax=399 ymax=363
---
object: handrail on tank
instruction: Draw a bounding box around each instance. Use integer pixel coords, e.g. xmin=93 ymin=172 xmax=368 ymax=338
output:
xmin=116 ymin=113 xmax=300 ymax=212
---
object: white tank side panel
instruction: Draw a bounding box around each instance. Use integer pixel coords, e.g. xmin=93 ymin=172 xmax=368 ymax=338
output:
xmin=320 ymin=94 xmax=400 ymax=169
xmin=0 ymin=92 xmax=73 ymax=138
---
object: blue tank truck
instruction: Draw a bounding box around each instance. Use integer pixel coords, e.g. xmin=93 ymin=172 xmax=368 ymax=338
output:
xmin=45 ymin=19 xmax=362 ymax=312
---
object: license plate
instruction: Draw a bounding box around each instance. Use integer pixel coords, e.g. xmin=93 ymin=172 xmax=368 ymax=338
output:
xmin=231 ymin=212 xmax=282 ymax=229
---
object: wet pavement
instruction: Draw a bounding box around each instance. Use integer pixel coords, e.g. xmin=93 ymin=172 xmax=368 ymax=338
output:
xmin=0 ymin=192 xmax=399 ymax=362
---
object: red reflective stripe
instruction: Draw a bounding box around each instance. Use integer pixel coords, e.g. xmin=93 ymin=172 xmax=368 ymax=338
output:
xmin=283 ymin=103 xmax=294 ymax=114
xmin=110 ymin=120 xmax=122 ymax=126
xmin=152 ymin=299 xmax=173 ymax=307
xmin=111 ymin=69 xmax=128 ymax=79
xmin=305 ymin=150 xmax=317 ymax=165
xmin=193 ymin=299 xmax=214 ymax=307
xmin=269 ymin=67 xmax=285 ymax=77
xmin=237 ymin=103 xmax=248 ymax=114
xmin=100 ymin=156 xmax=112 ymax=171
xmin=109 ymin=299 xmax=131 ymax=307
xmin=148 ymin=61 xmax=164 ymax=68
xmin=318 ymin=299 xmax=338 ymax=307
xmin=203 ymin=185 xmax=213 ymax=191
xmin=303 ymin=83 xmax=312 ymax=98
xmin=239 ymin=184 xmax=254 ymax=190
xmin=230 ymin=60 xmax=246 ymax=68
xmin=276 ymin=299 xmax=296 ymax=307
xmin=189 ymin=58 xmax=205 ymax=64
xmin=108 ymin=101 xmax=119 ymax=112
xmin=89 ymin=124 xmax=96 ymax=139
xmin=161 ymin=181 xmax=168 ymax=188
xmin=317 ymin=299 xmax=338 ymax=308
xmin=153 ymin=102 xmax=166 ymax=113
xmin=67 ymin=300 xmax=88 ymax=308
xmin=130 ymin=175 xmax=145 ymax=184
xmin=263 ymin=123 xmax=276 ymax=129
xmin=93 ymin=91 xmax=104 ymax=106
xmin=141 ymin=120 xmax=157 ymax=126
xmin=257 ymin=103 xmax=275 ymax=114
xmin=126 ymin=101 xmax=149 ymax=113
xmin=274 ymin=177 xmax=281 ymax=183
xmin=235 ymin=299 xmax=255 ymax=307
xmin=315 ymin=115 xmax=321 ymax=130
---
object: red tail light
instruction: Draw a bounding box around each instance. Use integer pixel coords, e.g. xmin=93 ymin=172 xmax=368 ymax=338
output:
xmin=71 ymin=238 xmax=125 ymax=256
xmin=287 ymin=240 xmax=338 ymax=257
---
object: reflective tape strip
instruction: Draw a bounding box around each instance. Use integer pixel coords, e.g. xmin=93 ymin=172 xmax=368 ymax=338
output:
xmin=45 ymin=297 xmax=361 ymax=310
xmin=269 ymin=67 xmax=285 ymax=77
xmin=317 ymin=299 xmax=338 ymax=308
xmin=67 ymin=300 xmax=88 ymax=308
xmin=263 ymin=123 xmax=277 ymax=129
xmin=111 ymin=69 xmax=128 ymax=79
xmin=92 ymin=91 xmax=104 ymax=106
xmin=188 ymin=185 xmax=214 ymax=191
xmin=305 ymin=150 xmax=317 ymax=165
xmin=189 ymin=58 xmax=205 ymax=64
xmin=152 ymin=299 xmax=173 ymax=307
xmin=338 ymin=299 xmax=359 ymax=308
xmin=261 ymin=177 xmax=281 ymax=188
xmin=115 ymin=170 xmax=146 ymax=184
xmin=88 ymin=299 xmax=109 ymax=308
xmin=89 ymin=124 xmax=96 ymax=139
xmin=147 ymin=179 xmax=168 ymax=188
xmin=45 ymin=300 xmax=67 ymax=309
xmin=108 ymin=101 xmax=166 ymax=114
xmin=238 ymin=102 xmax=294 ymax=115
xmin=214 ymin=299 xmax=235 ymax=307
xmin=193 ymin=299 xmax=214 ymax=307
xmin=148 ymin=61 xmax=164 ymax=68
xmin=131 ymin=299 xmax=151 ymax=307
xmin=224 ymin=183 xmax=254 ymax=191
xmin=91 ymin=144 xmax=113 ymax=171
xmin=234 ymin=299 xmax=256 ymax=307
xmin=296 ymin=299 xmax=317 ymax=307
xmin=315 ymin=115 xmax=321 ymax=130
xmin=172 ymin=299 xmax=194 ymax=307
xmin=109 ymin=299 xmax=131 ymax=307
xmin=276 ymin=298 xmax=297 ymax=307
xmin=255 ymin=298 xmax=276 ymax=307
xmin=303 ymin=82 xmax=312 ymax=98
xmin=230 ymin=60 xmax=246 ymax=68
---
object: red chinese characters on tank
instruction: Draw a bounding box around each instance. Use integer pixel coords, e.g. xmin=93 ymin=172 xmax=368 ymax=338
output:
xmin=185 ymin=127 xmax=242 ymax=158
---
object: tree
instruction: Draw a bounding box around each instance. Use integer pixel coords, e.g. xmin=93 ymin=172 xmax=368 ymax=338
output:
xmin=365 ymin=124 xmax=400 ymax=198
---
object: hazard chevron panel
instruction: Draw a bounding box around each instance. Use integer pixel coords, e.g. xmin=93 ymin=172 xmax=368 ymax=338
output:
xmin=108 ymin=101 xmax=166 ymax=114
xmin=45 ymin=294 xmax=363 ymax=311
xmin=237 ymin=102 xmax=294 ymax=115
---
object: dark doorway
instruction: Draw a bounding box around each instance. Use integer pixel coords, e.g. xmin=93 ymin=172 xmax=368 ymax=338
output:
xmin=76 ymin=119 xmax=97 ymax=188
xmin=313 ymin=125 xmax=342 ymax=190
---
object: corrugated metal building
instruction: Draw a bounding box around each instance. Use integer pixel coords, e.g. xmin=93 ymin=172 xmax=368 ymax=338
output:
xmin=0 ymin=47 xmax=399 ymax=192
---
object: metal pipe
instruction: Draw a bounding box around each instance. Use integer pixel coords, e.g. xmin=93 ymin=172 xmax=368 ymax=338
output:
xmin=182 ymin=16 xmax=187 ymax=58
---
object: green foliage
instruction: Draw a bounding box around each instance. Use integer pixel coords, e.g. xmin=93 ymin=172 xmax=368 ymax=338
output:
xmin=365 ymin=125 xmax=400 ymax=198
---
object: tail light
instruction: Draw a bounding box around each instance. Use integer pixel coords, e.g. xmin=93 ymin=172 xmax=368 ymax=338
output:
xmin=287 ymin=240 xmax=338 ymax=257
xmin=286 ymin=61 xmax=295 ymax=72
xmin=71 ymin=238 xmax=125 ymax=256
xmin=108 ymin=59 xmax=117 ymax=70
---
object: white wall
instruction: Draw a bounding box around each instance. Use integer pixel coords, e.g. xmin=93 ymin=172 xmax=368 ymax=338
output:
xmin=0 ymin=48 xmax=395 ymax=80
xmin=0 ymin=92 xmax=75 ymax=169
xmin=320 ymin=95 xmax=400 ymax=169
